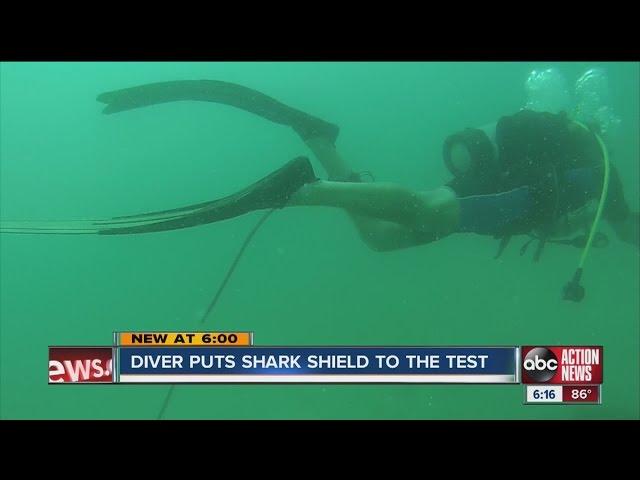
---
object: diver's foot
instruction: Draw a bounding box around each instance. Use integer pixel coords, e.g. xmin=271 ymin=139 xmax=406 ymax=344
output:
xmin=240 ymin=156 xmax=320 ymax=210
xmin=292 ymin=120 xmax=340 ymax=145
xmin=327 ymin=171 xmax=360 ymax=182
xmin=328 ymin=171 xmax=376 ymax=183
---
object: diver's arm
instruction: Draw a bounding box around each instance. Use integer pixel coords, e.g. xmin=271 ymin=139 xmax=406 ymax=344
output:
xmin=544 ymin=201 xmax=598 ymax=239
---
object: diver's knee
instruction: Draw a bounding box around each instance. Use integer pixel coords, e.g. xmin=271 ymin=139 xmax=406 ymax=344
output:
xmin=366 ymin=242 xmax=392 ymax=253
xmin=417 ymin=187 xmax=460 ymax=233
xmin=360 ymin=233 xmax=392 ymax=253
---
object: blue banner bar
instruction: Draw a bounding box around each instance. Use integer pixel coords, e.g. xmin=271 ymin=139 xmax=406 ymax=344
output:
xmin=119 ymin=347 xmax=517 ymax=376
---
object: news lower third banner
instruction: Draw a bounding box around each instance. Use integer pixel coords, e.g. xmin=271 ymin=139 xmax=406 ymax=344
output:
xmin=47 ymin=332 xmax=604 ymax=403
xmin=117 ymin=346 xmax=518 ymax=383
xmin=48 ymin=332 xmax=518 ymax=384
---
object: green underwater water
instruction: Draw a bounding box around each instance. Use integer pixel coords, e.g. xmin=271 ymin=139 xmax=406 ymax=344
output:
xmin=0 ymin=61 xmax=638 ymax=419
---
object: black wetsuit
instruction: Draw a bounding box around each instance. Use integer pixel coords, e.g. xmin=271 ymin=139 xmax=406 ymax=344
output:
xmin=445 ymin=110 xmax=630 ymax=237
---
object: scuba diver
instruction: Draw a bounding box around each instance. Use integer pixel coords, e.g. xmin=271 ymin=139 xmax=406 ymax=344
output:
xmin=2 ymin=72 xmax=638 ymax=301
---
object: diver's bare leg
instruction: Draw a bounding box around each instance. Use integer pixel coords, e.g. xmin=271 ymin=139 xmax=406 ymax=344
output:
xmin=304 ymin=137 xmax=353 ymax=181
xmin=289 ymin=179 xmax=459 ymax=235
xmin=303 ymin=137 xmax=457 ymax=249
xmin=304 ymin=137 xmax=393 ymax=240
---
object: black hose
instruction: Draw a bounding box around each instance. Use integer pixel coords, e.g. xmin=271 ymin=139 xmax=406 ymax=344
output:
xmin=156 ymin=209 xmax=276 ymax=419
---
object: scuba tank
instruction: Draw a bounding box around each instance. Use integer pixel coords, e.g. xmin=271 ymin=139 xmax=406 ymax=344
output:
xmin=574 ymin=68 xmax=621 ymax=138
xmin=524 ymin=68 xmax=572 ymax=114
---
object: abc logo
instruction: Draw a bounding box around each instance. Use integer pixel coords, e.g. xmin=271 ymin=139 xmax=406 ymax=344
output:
xmin=523 ymin=347 xmax=558 ymax=382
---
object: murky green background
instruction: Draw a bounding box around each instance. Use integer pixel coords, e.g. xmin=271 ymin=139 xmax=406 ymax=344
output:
xmin=1 ymin=62 xmax=638 ymax=419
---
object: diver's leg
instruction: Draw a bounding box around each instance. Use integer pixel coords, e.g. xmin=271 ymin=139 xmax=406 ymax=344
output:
xmin=289 ymin=180 xmax=460 ymax=234
xmin=302 ymin=136 xmax=438 ymax=247
xmin=304 ymin=137 xmax=354 ymax=181
xmin=304 ymin=136 xmax=389 ymax=239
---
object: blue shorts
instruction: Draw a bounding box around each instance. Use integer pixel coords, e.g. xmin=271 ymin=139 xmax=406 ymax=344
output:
xmin=456 ymin=167 xmax=603 ymax=235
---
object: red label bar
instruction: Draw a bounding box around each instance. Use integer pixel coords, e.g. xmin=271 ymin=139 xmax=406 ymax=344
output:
xmin=562 ymin=385 xmax=600 ymax=403
xmin=49 ymin=347 xmax=114 ymax=383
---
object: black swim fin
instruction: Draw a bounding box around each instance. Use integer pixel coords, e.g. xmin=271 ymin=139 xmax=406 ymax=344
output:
xmin=97 ymin=80 xmax=340 ymax=144
xmin=0 ymin=157 xmax=318 ymax=236
xmin=97 ymin=156 xmax=318 ymax=235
